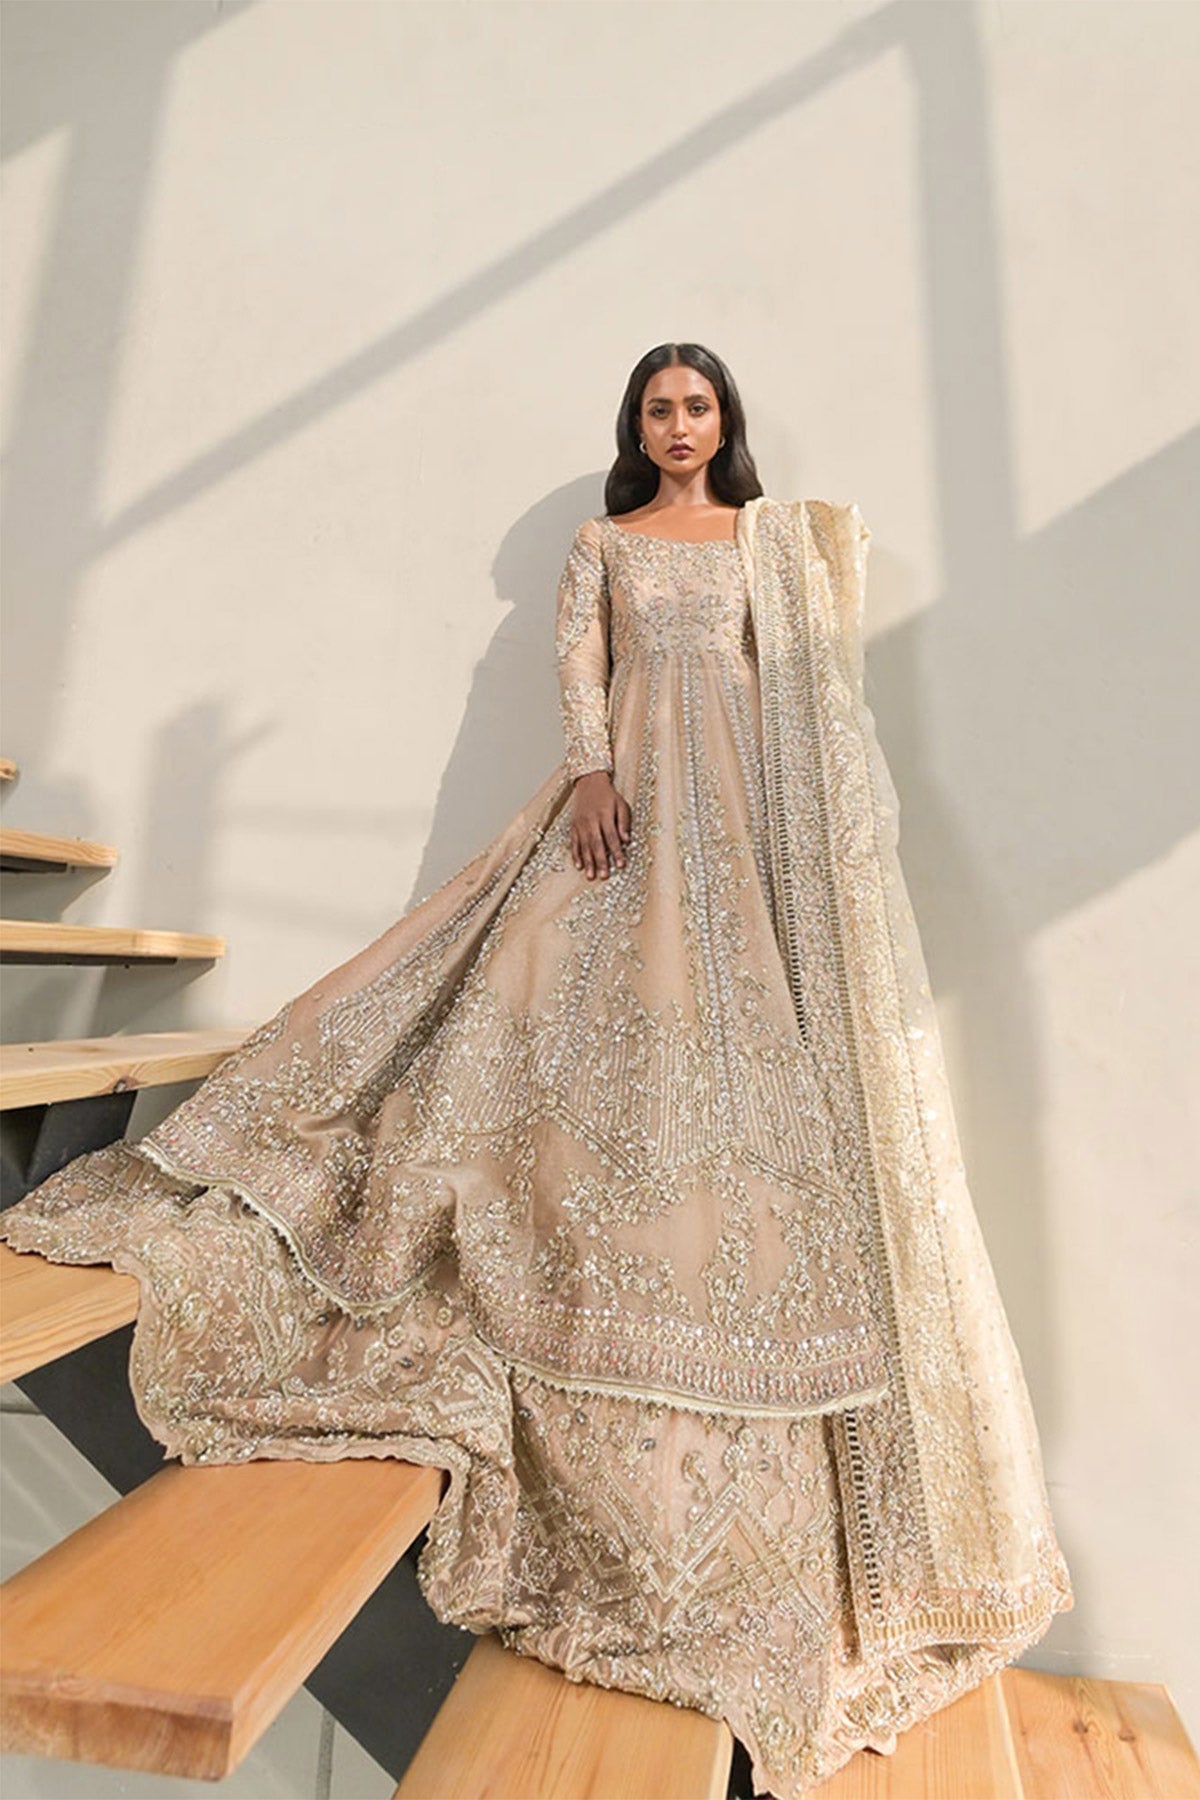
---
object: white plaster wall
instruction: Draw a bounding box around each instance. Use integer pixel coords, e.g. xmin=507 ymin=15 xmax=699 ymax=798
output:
xmin=2 ymin=0 xmax=1197 ymax=1756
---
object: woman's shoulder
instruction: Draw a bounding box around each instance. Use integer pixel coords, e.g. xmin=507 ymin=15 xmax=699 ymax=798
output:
xmin=556 ymin=515 xmax=607 ymax=567
xmin=567 ymin=514 xmax=607 ymax=552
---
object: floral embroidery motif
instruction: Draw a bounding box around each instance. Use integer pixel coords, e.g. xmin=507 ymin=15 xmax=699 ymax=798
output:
xmin=0 ymin=500 xmax=1072 ymax=1800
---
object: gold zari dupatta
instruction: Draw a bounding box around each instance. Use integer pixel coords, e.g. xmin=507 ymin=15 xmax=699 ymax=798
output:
xmin=738 ymin=496 xmax=1073 ymax=1657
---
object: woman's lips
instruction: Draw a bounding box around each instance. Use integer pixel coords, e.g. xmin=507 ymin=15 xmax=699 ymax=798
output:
xmin=669 ymin=446 xmax=693 ymax=458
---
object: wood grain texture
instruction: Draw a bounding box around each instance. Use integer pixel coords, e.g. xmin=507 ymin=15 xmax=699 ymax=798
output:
xmin=0 ymin=1244 xmax=138 ymax=1382
xmin=0 ymin=920 xmax=225 ymax=960
xmin=0 ymin=827 xmax=119 ymax=869
xmin=1 ymin=1456 xmax=446 ymax=1778
xmin=1005 ymin=1669 xmax=1200 ymax=1800
xmin=394 ymin=1630 xmax=733 ymax=1800
xmin=393 ymin=1663 xmax=1200 ymax=1800
xmin=0 ymin=1028 xmax=250 ymax=1109
xmin=814 ymin=1673 xmax=1021 ymax=1799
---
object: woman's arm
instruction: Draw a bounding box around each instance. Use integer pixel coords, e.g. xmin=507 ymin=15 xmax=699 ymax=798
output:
xmin=555 ymin=518 xmax=614 ymax=781
xmin=554 ymin=518 xmax=629 ymax=878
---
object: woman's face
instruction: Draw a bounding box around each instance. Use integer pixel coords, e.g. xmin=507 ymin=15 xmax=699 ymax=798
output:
xmin=636 ymin=367 xmax=723 ymax=481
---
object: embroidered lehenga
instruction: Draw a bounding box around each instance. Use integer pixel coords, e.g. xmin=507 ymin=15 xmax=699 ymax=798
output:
xmin=0 ymin=498 xmax=1073 ymax=1799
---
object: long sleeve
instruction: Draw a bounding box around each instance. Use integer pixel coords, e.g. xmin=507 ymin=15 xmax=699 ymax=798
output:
xmin=555 ymin=517 xmax=614 ymax=780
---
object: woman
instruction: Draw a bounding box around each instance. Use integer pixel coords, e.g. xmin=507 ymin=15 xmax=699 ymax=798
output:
xmin=0 ymin=342 xmax=1073 ymax=1798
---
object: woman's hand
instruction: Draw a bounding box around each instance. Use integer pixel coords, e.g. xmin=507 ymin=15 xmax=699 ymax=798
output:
xmin=570 ymin=771 xmax=631 ymax=880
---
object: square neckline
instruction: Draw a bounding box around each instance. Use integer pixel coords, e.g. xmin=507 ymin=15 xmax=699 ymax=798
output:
xmin=600 ymin=510 xmax=743 ymax=547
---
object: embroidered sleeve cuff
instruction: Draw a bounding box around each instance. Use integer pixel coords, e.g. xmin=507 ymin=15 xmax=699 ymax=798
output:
xmin=561 ymin=678 xmax=614 ymax=780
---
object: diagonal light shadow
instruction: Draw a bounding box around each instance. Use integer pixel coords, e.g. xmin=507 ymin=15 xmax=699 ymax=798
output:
xmin=3 ymin=7 xmax=1189 ymax=1544
xmin=91 ymin=6 xmax=904 ymax=553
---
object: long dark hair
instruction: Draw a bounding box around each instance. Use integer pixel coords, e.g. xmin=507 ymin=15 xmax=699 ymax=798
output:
xmin=603 ymin=343 xmax=764 ymax=518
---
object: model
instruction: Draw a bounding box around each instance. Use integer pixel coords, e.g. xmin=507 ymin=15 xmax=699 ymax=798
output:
xmin=0 ymin=342 xmax=1074 ymax=1799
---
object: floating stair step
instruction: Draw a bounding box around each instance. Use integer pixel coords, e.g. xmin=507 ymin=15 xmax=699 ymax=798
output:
xmin=0 ymin=1028 xmax=250 ymax=1110
xmin=0 ymin=828 xmax=119 ymax=874
xmin=393 ymin=1630 xmax=733 ymax=1800
xmin=0 ymin=1244 xmax=138 ymax=1383
xmin=0 ymin=920 xmax=225 ymax=965
xmin=798 ymin=1667 xmax=1200 ymax=1799
xmin=1004 ymin=1668 xmax=1200 ymax=1800
xmin=394 ymin=1660 xmax=1200 ymax=1800
xmin=0 ymin=1455 xmax=446 ymax=1780
xmin=815 ymin=1669 xmax=1022 ymax=1798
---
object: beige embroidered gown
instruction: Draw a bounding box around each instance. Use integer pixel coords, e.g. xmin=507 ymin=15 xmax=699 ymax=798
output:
xmin=0 ymin=514 xmax=1067 ymax=1799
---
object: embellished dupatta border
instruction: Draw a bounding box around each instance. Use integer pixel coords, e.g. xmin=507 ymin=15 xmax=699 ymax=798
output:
xmin=738 ymin=497 xmax=1074 ymax=1657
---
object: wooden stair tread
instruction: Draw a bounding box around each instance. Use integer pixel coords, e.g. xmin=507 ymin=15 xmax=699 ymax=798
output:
xmin=0 ymin=1027 xmax=251 ymax=1109
xmin=813 ymin=1669 xmax=1020 ymax=1798
xmin=0 ymin=757 xmax=16 ymax=781
xmin=1005 ymin=1668 xmax=1200 ymax=1800
xmin=393 ymin=1630 xmax=732 ymax=1800
xmin=0 ymin=1244 xmax=139 ymax=1384
xmin=0 ymin=919 xmax=225 ymax=960
xmin=0 ymin=826 xmax=119 ymax=871
xmin=0 ymin=1456 xmax=447 ymax=1780
xmin=791 ymin=1668 xmax=1200 ymax=1799
xmin=393 ymin=1661 xmax=1200 ymax=1800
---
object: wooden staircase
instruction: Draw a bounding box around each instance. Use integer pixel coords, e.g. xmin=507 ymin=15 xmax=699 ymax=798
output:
xmin=0 ymin=752 xmax=734 ymax=1795
xmin=0 ymin=1242 xmax=138 ymax=1384
xmin=1 ymin=1026 xmax=251 ymax=1110
xmin=394 ymin=1632 xmax=733 ymax=1799
xmin=1 ymin=1454 xmax=446 ymax=1780
xmin=0 ymin=755 xmax=448 ymax=1789
xmin=2 ymin=754 xmax=1196 ymax=1799
xmin=395 ymin=1659 xmax=1200 ymax=1799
